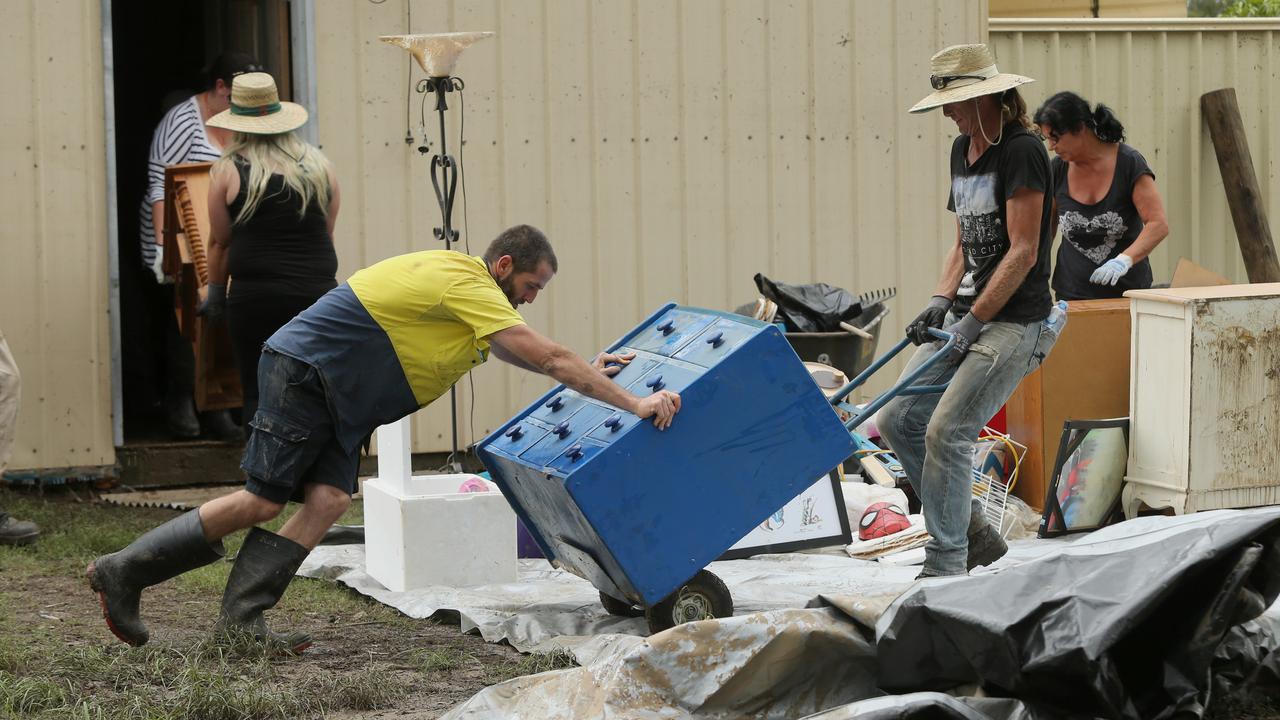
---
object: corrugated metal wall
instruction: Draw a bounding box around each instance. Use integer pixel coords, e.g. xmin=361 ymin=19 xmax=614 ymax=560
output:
xmin=0 ymin=0 xmax=115 ymax=473
xmin=315 ymin=0 xmax=987 ymax=453
xmin=991 ymin=18 xmax=1280 ymax=286
xmin=990 ymin=0 xmax=1186 ymax=18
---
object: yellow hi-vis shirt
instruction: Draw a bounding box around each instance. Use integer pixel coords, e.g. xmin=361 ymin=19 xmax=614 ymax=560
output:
xmin=265 ymin=250 xmax=525 ymax=450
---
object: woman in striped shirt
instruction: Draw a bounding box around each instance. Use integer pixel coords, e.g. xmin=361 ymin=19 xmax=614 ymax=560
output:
xmin=140 ymin=52 xmax=258 ymax=440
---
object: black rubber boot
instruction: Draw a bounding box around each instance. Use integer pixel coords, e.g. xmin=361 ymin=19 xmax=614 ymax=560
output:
xmin=966 ymin=504 xmax=1009 ymax=571
xmin=86 ymin=509 xmax=225 ymax=646
xmin=215 ymin=527 xmax=312 ymax=654
xmin=201 ymin=409 xmax=242 ymax=442
xmin=166 ymin=393 xmax=200 ymax=439
xmin=0 ymin=512 xmax=39 ymax=546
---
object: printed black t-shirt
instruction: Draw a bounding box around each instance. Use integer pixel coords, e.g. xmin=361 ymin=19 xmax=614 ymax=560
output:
xmin=946 ymin=123 xmax=1054 ymax=324
xmin=1051 ymin=143 xmax=1156 ymax=300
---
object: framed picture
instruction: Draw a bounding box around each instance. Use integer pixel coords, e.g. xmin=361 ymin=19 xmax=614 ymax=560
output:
xmin=1039 ymin=418 xmax=1130 ymax=537
xmin=720 ymin=470 xmax=852 ymax=559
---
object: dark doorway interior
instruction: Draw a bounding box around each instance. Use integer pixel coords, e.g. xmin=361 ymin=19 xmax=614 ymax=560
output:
xmin=112 ymin=0 xmax=292 ymax=445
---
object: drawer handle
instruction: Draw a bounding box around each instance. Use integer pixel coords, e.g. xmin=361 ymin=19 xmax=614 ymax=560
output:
xmin=567 ymin=444 xmax=584 ymax=461
xmin=553 ymin=421 xmax=570 ymax=438
xmin=603 ymin=414 xmax=622 ymax=432
xmin=544 ymin=395 xmax=565 ymax=412
xmin=705 ymin=331 xmax=725 ymax=348
xmin=504 ymin=425 xmax=524 ymax=441
xmin=645 ymin=375 xmax=665 ymax=392
xmin=657 ymin=320 xmax=675 ymax=335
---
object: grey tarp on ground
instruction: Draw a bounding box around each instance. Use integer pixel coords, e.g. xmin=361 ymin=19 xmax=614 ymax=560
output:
xmin=434 ymin=510 xmax=1280 ymax=720
xmin=297 ymin=545 xmax=921 ymax=654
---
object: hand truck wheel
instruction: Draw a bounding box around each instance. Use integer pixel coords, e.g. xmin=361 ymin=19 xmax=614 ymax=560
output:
xmin=644 ymin=570 xmax=733 ymax=634
xmin=599 ymin=591 xmax=644 ymax=618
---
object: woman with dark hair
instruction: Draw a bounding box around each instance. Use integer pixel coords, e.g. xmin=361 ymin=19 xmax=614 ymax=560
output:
xmin=1034 ymin=91 xmax=1169 ymax=300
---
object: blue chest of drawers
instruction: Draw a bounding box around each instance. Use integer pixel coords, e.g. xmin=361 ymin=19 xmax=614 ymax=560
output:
xmin=477 ymin=303 xmax=856 ymax=606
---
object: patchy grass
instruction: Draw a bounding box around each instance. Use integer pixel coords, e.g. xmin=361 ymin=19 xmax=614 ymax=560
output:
xmin=0 ymin=487 xmax=531 ymax=719
xmin=488 ymin=649 xmax=580 ymax=685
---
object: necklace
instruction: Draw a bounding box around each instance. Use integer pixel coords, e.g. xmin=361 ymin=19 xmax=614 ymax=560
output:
xmin=974 ymin=99 xmax=1004 ymax=147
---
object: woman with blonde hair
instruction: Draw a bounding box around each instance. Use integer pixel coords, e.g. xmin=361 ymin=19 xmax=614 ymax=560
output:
xmin=201 ymin=72 xmax=340 ymax=439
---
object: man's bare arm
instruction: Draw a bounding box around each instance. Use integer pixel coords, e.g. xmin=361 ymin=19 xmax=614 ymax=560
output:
xmin=489 ymin=324 xmax=680 ymax=429
xmin=490 ymin=340 xmax=541 ymax=373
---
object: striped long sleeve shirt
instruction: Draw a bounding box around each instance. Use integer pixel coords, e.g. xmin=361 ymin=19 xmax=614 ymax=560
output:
xmin=137 ymin=96 xmax=222 ymax=273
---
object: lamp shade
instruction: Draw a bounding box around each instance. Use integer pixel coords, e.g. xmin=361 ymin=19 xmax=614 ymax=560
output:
xmin=380 ymin=32 xmax=494 ymax=77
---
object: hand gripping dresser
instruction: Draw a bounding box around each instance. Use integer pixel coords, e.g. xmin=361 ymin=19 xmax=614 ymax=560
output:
xmin=477 ymin=304 xmax=856 ymax=630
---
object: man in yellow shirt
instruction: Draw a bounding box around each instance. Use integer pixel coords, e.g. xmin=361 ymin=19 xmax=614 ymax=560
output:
xmin=88 ymin=225 xmax=681 ymax=653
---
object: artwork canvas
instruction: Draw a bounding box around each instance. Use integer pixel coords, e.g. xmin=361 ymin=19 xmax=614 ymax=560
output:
xmin=721 ymin=470 xmax=851 ymax=559
xmin=1039 ymin=418 xmax=1130 ymax=537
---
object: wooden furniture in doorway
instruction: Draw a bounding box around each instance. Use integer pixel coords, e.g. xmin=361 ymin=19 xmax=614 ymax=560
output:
xmin=161 ymin=162 xmax=243 ymax=412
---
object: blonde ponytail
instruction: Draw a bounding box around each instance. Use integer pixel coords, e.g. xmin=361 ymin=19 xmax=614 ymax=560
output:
xmin=215 ymin=131 xmax=332 ymax=225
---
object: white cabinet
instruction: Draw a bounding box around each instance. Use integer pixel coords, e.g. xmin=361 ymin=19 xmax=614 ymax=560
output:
xmin=1122 ymin=284 xmax=1280 ymax=517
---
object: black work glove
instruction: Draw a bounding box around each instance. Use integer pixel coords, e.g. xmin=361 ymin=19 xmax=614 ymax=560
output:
xmin=906 ymin=295 xmax=952 ymax=345
xmin=943 ymin=311 xmax=985 ymax=363
xmin=197 ymin=282 xmax=227 ymax=322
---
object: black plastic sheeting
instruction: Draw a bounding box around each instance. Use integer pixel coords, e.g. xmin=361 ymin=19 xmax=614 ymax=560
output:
xmin=753 ymin=273 xmax=863 ymax=333
xmin=876 ymin=509 xmax=1280 ymax=720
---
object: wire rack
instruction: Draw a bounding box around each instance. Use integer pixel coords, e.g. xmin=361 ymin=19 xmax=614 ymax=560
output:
xmin=970 ymin=426 xmax=1026 ymax=538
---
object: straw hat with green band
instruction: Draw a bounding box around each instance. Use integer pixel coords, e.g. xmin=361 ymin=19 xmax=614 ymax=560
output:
xmin=908 ymin=44 xmax=1034 ymax=114
xmin=207 ymin=72 xmax=308 ymax=134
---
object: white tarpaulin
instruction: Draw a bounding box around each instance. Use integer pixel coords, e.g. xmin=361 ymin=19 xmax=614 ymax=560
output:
xmin=297 ymin=545 xmax=924 ymax=656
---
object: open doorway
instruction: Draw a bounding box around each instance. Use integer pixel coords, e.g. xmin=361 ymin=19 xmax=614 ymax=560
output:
xmin=111 ymin=0 xmax=296 ymax=448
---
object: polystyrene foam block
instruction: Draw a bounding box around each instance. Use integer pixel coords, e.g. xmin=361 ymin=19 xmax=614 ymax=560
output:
xmin=364 ymin=473 xmax=518 ymax=592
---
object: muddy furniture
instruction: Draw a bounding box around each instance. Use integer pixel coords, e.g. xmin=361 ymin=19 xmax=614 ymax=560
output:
xmin=1122 ymin=284 xmax=1280 ymax=517
xmin=477 ymin=304 xmax=856 ymax=634
xmin=1004 ymin=299 xmax=1131 ymax=510
xmin=161 ymin=162 xmax=242 ymax=411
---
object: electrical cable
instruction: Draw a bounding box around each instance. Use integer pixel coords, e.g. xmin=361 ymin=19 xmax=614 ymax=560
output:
xmin=458 ymin=80 xmax=477 ymax=462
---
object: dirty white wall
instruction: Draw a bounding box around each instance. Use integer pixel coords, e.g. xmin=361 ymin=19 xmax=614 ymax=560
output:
xmin=991 ymin=18 xmax=1280 ymax=285
xmin=0 ymin=0 xmax=115 ymax=473
xmin=316 ymin=0 xmax=989 ymax=453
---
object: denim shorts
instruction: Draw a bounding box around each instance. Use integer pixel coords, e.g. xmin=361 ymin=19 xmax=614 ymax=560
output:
xmin=240 ymin=348 xmax=359 ymax=505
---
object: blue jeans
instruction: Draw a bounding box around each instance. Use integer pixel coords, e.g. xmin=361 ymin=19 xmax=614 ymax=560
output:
xmin=879 ymin=315 xmax=1058 ymax=574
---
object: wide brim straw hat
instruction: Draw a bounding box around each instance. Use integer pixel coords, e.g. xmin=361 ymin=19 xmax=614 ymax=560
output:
xmin=207 ymin=72 xmax=308 ymax=134
xmin=908 ymin=44 xmax=1034 ymax=114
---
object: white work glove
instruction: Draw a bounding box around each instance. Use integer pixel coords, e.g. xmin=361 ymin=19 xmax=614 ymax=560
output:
xmin=1090 ymin=254 xmax=1133 ymax=286
xmin=149 ymin=244 xmax=171 ymax=285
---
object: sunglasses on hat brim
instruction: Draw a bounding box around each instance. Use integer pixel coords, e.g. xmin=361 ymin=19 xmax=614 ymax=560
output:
xmin=929 ymin=74 xmax=988 ymax=90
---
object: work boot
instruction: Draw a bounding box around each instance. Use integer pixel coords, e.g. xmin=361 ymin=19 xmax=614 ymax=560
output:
xmin=201 ymin=410 xmax=241 ymax=442
xmin=215 ymin=527 xmax=312 ymax=654
xmin=966 ymin=510 xmax=1009 ymax=571
xmin=166 ymin=393 xmax=200 ymax=439
xmin=0 ymin=512 xmax=39 ymax=546
xmin=86 ymin=510 xmax=225 ymax=646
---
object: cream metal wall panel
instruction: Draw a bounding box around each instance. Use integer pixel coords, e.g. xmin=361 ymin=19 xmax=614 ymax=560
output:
xmin=0 ymin=1 xmax=114 ymax=473
xmin=990 ymin=0 xmax=1187 ymax=18
xmin=991 ymin=18 xmax=1280 ymax=286
xmin=316 ymin=0 xmax=985 ymax=453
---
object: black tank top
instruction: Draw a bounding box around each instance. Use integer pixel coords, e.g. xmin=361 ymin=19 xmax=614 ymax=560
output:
xmin=227 ymin=156 xmax=338 ymax=302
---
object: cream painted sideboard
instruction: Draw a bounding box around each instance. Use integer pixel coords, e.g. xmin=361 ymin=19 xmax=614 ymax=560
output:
xmin=1122 ymin=284 xmax=1280 ymax=518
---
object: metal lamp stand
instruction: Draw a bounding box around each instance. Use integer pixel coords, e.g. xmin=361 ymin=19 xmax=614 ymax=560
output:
xmin=418 ymin=74 xmax=465 ymax=471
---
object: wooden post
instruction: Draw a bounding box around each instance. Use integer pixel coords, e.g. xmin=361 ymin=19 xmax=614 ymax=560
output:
xmin=1201 ymin=88 xmax=1280 ymax=283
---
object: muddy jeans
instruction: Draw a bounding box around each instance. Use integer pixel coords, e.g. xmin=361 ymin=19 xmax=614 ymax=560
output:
xmin=879 ymin=315 xmax=1058 ymax=574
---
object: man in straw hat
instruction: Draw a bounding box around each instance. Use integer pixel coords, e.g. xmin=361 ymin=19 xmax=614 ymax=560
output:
xmin=88 ymin=224 xmax=682 ymax=653
xmin=878 ymin=44 xmax=1058 ymax=578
